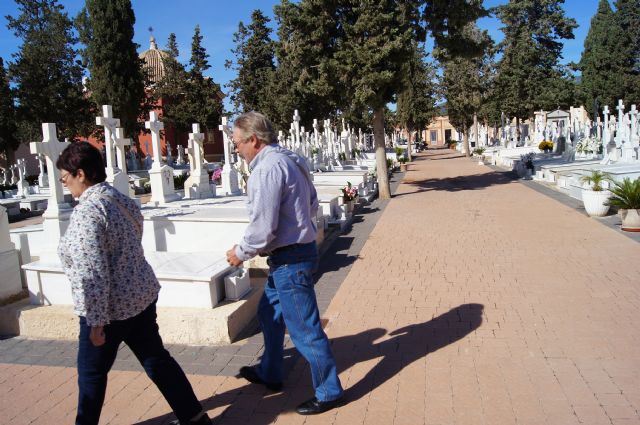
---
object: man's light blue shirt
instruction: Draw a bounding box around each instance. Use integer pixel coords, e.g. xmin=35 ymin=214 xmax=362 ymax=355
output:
xmin=235 ymin=144 xmax=319 ymax=261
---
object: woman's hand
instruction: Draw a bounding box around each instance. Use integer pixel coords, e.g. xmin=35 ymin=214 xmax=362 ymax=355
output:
xmin=90 ymin=326 xmax=106 ymax=347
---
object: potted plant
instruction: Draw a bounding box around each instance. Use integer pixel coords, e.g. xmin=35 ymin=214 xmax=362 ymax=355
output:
xmin=399 ymin=156 xmax=408 ymax=171
xmin=580 ymin=171 xmax=611 ymax=217
xmin=607 ymin=177 xmax=640 ymax=231
xmin=538 ymin=140 xmax=553 ymax=154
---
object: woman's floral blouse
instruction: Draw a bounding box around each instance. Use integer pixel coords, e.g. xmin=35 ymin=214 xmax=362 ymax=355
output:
xmin=58 ymin=182 xmax=160 ymax=327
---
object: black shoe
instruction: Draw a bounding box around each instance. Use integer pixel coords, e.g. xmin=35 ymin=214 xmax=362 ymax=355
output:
xmin=295 ymin=397 xmax=345 ymax=415
xmin=238 ymin=366 xmax=283 ymax=392
xmin=168 ymin=413 xmax=212 ymax=425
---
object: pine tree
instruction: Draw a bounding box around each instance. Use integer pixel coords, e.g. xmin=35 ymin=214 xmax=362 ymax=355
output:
xmin=226 ymin=10 xmax=276 ymax=116
xmin=493 ymin=0 xmax=577 ymax=136
xmin=578 ymin=0 xmax=623 ymax=112
xmin=77 ymin=0 xmax=147 ymax=143
xmin=612 ymin=0 xmax=640 ymax=105
xmin=0 ymin=57 xmax=18 ymax=161
xmin=6 ymin=0 xmax=91 ymax=144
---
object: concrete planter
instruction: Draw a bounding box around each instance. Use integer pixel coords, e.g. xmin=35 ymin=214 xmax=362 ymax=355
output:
xmin=582 ymin=189 xmax=611 ymax=217
xmin=619 ymin=209 xmax=640 ymax=232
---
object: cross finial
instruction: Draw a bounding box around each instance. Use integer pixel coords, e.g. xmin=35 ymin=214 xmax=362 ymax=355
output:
xmin=293 ymin=110 xmax=300 ymax=122
xmin=617 ymin=99 xmax=625 ymax=112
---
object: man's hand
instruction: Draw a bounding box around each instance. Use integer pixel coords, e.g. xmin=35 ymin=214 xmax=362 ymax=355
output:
xmin=226 ymin=244 xmax=243 ymax=267
xmin=90 ymin=326 xmax=106 ymax=347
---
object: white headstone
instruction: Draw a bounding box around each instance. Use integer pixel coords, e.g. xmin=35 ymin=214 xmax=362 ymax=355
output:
xmin=184 ymin=123 xmax=214 ymax=199
xmin=219 ymin=117 xmax=240 ymax=195
xmin=145 ymin=112 xmax=180 ymax=205
xmin=0 ymin=204 xmax=22 ymax=301
xmin=29 ymin=123 xmax=73 ymax=260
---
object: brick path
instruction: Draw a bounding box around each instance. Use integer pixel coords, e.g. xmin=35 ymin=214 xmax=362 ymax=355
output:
xmin=2 ymin=150 xmax=640 ymax=424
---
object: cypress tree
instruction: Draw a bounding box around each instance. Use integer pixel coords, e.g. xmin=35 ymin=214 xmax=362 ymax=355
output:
xmin=155 ymin=33 xmax=191 ymax=132
xmin=578 ymin=0 xmax=623 ymax=112
xmin=226 ymin=10 xmax=276 ymax=116
xmin=0 ymin=58 xmax=18 ymax=161
xmin=77 ymin=0 xmax=147 ymax=143
xmin=441 ymin=24 xmax=492 ymax=156
xmin=184 ymin=25 xmax=222 ymax=131
xmin=612 ymin=0 xmax=640 ymax=105
xmin=396 ymin=42 xmax=438 ymax=160
xmin=6 ymin=0 xmax=91 ymax=143
xmin=493 ymin=0 xmax=577 ymax=136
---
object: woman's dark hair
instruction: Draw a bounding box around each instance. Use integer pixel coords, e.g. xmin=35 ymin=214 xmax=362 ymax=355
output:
xmin=56 ymin=141 xmax=106 ymax=184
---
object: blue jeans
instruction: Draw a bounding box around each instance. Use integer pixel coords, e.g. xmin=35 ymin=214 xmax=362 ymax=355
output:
xmin=76 ymin=301 xmax=202 ymax=425
xmin=257 ymin=242 xmax=343 ymax=402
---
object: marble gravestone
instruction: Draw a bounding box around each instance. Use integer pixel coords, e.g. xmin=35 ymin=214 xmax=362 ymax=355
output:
xmin=0 ymin=205 xmax=22 ymax=301
xmin=145 ymin=111 xmax=180 ymax=205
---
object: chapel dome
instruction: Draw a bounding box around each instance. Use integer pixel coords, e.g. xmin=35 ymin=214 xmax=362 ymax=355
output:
xmin=139 ymin=36 xmax=169 ymax=84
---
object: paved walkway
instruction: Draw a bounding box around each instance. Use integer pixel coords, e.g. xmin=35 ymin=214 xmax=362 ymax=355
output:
xmin=2 ymin=150 xmax=640 ymax=424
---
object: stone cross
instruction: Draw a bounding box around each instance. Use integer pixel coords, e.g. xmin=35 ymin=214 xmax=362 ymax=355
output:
xmin=166 ymin=140 xmax=174 ymax=166
xmin=30 ymin=123 xmax=70 ymax=212
xmin=9 ymin=164 xmax=18 ymax=185
xmin=188 ymin=123 xmax=205 ymax=173
xmin=293 ymin=110 xmax=301 ymax=148
xmin=96 ymin=105 xmax=121 ymax=170
xmin=616 ymin=100 xmax=625 ymax=147
xmin=114 ymin=128 xmax=131 ymax=174
xmin=37 ymin=154 xmax=49 ymax=188
xmin=312 ymin=119 xmax=319 ymax=147
xmin=219 ymin=116 xmax=233 ymax=170
xmin=176 ymin=145 xmax=185 ymax=165
xmin=0 ymin=169 xmax=6 ymax=186
xmin=630 ymin=105 xmax=638 ymax=148
xmin=145 ymin=111 xmax=164 ymax=168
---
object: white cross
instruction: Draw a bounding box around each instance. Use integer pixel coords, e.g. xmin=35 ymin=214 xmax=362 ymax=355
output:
xmin=96 ymin=105 xmax=121 ymax=170
xmin=145 ymin=111 xmax=164 ymax=168
xmin=30 ymin=123 xmax=70 ymax=207
xmin=219 ymin=116 xmax=234 ymax=169
xmin=188 ymin=123 xmax=205 ymax=173
xmin=114 ymin=128 xmax=131 ymax=173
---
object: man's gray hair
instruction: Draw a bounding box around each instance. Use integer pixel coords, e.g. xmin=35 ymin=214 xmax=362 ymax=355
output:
xmin=234 ymin=111 xmax=278 ymax=145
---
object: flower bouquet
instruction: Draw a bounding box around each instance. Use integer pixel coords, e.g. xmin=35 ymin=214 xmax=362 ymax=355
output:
xmin=211 ymin=168 xmax=222 ymax=184
xmin=341 ymin=182 xmax=358 ymax=202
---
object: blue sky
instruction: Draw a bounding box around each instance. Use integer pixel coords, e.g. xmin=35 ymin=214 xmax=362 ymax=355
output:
xmin=0 ymin=0 xmax=599 ymax=111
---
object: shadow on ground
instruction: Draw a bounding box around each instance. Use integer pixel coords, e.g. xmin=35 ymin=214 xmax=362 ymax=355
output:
xmin=136 ymin=303 xmax=484 ymax=425
xmin=396 ymin=170 xmax=517 ymax=197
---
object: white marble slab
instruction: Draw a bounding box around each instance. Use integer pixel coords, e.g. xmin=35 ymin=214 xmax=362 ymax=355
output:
xmin=22 ymin=251 xmax=237 ymax=308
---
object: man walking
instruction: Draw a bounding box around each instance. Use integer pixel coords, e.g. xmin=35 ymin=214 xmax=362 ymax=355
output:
xmin=226 ymin=111 xmax=344 ymax=415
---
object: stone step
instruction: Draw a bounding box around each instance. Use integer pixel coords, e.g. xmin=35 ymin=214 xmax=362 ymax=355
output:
xmin=0 ymin=279 xmax=263 ymax=345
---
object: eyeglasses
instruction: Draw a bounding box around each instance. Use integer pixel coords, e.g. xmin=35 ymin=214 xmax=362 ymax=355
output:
xmin=58 ymin=172 xmax=71 ymax=183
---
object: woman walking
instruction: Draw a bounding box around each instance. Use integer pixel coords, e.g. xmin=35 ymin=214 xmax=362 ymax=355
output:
xmin=57 ymin=142 xmax=210 ymax=425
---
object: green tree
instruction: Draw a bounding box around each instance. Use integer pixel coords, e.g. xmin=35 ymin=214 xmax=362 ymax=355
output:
xmin=6 ymin=0 xmax=91 ymax=144
xmin=396 ymin=42 xmax=437 ymax=160
xmin=612 ymin=0 xmax=640 ymax=105
xmin=493 ymin=0 xmax=577 ymax=138
xmin=155 ymin=33 xmax=190 ymax=132
xmin=269 ymin=0 xmax=344 ymax=131
xmin=0 ymin=57 xmax=18 ymax=162
xmin=77 ymin=0 xmax=147 ymax=144
xmin=184 ymin=25 xmax=223 ymax=131
xmin=226 ymin=10 xmax=276 ymax=116
xmin=441 ymin=24 xmax=492 ymax=156
xmin=577 ymin=0 xmax=623 ymax=112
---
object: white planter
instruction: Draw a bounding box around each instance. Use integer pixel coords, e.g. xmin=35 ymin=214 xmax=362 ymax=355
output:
xmin=619 ymin=209 xmax=640 ymax=232
xmin=582 ymin=189 xmax=611 ymax=217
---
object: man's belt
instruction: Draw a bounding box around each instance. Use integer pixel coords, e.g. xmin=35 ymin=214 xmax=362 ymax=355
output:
xmin=259 ymin=243 xmax=303 ymax=257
